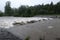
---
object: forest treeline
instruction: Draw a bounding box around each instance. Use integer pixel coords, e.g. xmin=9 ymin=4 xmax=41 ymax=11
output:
xmin=0 ymin=1 xmax=60 ymax=17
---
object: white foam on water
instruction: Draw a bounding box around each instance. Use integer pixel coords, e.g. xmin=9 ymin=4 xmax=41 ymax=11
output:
xmin=0 ymin=17 xmax=53 ymax=29
xmin=48 ymin=26 xmax=53 ymax=29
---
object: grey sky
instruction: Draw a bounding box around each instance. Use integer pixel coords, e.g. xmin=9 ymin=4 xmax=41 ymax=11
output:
xmin=0 ymin=0 xmax=60 ymax=12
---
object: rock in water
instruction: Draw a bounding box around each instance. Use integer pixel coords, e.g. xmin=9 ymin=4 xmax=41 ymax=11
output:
xmin=13 ymin=21 xmax=25 ymax=25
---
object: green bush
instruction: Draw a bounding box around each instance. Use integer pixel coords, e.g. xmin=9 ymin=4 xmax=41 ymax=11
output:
xmin=25 ymin=36 xmax=30 ymax=40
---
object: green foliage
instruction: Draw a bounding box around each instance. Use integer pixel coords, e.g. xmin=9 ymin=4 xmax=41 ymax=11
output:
xmin=25 ymin=36 xmax=30 ymax=40
xmin=5 ymin=1 xmax=12 ymax=16
xmin=0 ymin=1 xmax=60 ymax=17
xmin=0 ymin=11 xmax=3 ymax=16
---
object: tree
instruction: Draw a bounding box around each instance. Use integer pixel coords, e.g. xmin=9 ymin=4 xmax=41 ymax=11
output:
xmin=18 ymin=5 xmax=27 ymax=16
xmin=3 ymin=1 xmax=60 ymax=16
xmin=11 ymin=8 xmax=19 ymax=16
xmin=5 ymin=1 xmax=12 ymax=16
xmin=0 ymin=11 xmax=3 ymax=16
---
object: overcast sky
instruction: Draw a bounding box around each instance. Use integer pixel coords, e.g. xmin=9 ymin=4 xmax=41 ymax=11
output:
xmin=0 ymin=0 xmax=60 ymax=12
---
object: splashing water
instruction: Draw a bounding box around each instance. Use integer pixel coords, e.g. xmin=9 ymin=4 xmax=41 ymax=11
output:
xmin=0 ymin=17 xmax=53 ymax=29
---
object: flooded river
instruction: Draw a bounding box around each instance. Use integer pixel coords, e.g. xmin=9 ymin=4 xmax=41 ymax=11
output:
xmin=0 ymin=17 xmax=51 ymax=28
xmin=0 ymin=17 xmax=60 ymax=40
